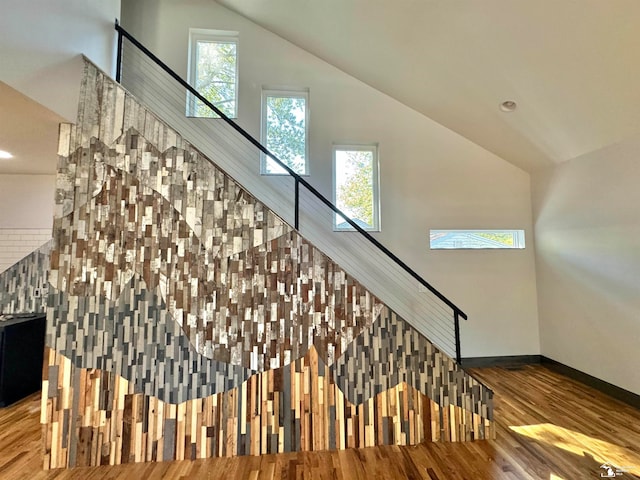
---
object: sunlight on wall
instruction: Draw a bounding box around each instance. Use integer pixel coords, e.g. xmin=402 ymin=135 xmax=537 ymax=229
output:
xmin=510 ymin=424 xmax=640 ymax=476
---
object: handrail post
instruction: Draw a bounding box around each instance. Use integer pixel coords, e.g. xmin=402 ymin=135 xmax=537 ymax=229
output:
xmin=294 ymin=178 xmax=300 ymax=230
xmin=115 ymin=19 xmax=123 ymax=83
xmin=454 ymin=310 xmax=461 ymax=364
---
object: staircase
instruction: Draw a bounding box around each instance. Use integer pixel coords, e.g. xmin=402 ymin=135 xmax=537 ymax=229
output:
xmin=34 ymin=26 xmax=494 ymax=469
xmin=115 ymin=24 xmax=466 ymax=363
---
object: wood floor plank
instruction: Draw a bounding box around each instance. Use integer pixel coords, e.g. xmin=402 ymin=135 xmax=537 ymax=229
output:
xmin=1 ymin=364 xmax=639 ymax=479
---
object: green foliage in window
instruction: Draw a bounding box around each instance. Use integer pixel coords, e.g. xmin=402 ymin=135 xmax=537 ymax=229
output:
xmin=476 ymin=232 xmax=515 ymax=246
xmin=265 ymin=96 xmax=306 ymax=174
xmin=194 ymin=41 xmax=236 ymax=118
xmin=337 ymin=150 xmax=374 ymax=227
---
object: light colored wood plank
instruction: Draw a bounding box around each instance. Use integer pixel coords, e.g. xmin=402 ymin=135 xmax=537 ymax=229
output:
xmin=10 ymin=363 xmax=640 ymax=479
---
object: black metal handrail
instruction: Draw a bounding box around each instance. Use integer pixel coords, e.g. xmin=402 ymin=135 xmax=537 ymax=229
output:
xmin=114 ymin=21 xmax=468 ymax=363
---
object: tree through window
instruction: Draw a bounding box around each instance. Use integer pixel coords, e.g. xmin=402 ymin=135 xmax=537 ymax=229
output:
xmin=261 ymin=90 xmax=309 ymax=175
xmin=334 ymin=145 xmax=380 ymax=231
xmin=187 ymin=29 xmax=238 ymax=118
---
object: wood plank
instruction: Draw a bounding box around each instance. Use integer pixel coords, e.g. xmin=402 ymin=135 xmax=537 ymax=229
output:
xmin=4 ymin=364 xmax=640 ymax=479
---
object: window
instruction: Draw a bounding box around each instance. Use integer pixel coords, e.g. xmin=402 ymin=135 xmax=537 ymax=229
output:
xmin=261 ymin=89 xmax=309 ymax=175
xmin=187 ymin=29 xmax=238 ymax=118
xmin=429 ymin=230 xmax=525 ymax=249
xmin=333 ymin=145 xmax=380 ymax=231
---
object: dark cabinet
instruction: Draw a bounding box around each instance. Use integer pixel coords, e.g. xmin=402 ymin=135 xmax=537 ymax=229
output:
xmin=0 ymin=314 xmax=46 ymax=407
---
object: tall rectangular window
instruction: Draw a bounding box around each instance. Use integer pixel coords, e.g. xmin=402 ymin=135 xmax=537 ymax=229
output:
xmin=261 ymin=90 xmax=309 ymax=175
xmin=187 ymin=29 xmax=238 ymax=118
xmin=333 ymin=145 xmax=380 ymax=231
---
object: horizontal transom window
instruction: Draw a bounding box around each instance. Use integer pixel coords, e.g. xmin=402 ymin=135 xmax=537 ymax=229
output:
xmin=429 ymin=230 xmax=525 ymax=249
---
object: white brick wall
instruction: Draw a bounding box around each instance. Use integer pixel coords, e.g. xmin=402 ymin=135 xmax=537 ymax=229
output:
xmin=0 ymin=228 xmax=52 ymax=273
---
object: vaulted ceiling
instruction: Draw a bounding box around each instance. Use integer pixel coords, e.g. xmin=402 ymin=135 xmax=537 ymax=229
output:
xmin=2 ymin=2 xmax=638 ymax=175
xmin=217 ymin=0 xmax=640 ymax=172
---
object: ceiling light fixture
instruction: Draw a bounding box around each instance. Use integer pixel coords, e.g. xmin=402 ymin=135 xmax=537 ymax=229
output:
xmin=500 ymin=100 xmax=517 ymax=112
xmin=0 ymin=150 xmax=14 ymax=159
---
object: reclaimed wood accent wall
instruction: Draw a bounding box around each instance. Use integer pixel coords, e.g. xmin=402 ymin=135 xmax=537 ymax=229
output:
xmin=42 ymin=59 xmax=493 ymax=469
xmin=42 ymin=346 xmax=489 ymax=468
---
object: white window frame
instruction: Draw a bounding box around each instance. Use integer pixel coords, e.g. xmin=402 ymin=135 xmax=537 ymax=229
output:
xmin=333 ymin=144 xmax=380 ymax=232
xmin=429 ymin=229 xmax=526 ymax=250
xmin=187 ymin=28 xmax=239 ymax=118
xmin=260 ymin=88 xmax=310 ymax=176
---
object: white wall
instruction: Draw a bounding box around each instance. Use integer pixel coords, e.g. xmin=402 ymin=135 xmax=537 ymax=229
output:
xmin=0 ymin=175 xmax=55 ymax=272
xmin=0 ymin=0 xmax=121 ymax=120
xmin=0 ymin=0 xmax=118 ymax=265
xmin=533 ymin=138 xmax=640 ymax=395
xmin=121 ymin=0 xmax=540 ymax=358
xmin=0 ymin=175 xmax=55 ymax=229
xmin=0 ymin=228 xmax=52 ymax=274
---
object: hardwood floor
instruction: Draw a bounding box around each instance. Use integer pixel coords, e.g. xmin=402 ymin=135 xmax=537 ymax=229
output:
xmin=1 ymin=365 xmax=639 ymax=479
